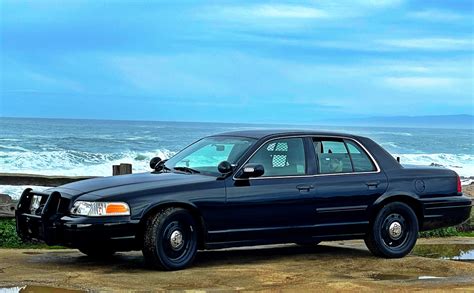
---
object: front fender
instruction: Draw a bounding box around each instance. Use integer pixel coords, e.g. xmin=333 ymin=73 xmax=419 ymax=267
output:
xmin=139 ymin=200 xmax=201 ymax=221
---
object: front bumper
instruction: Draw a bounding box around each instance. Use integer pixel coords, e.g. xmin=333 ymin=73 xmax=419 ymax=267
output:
xmin=421 ymin=194 xmax=472 ymax=231
xmin=16 ymin=189 xmax=139 ymax=250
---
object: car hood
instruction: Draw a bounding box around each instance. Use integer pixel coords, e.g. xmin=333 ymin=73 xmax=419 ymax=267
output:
xmin=49 ymin=172 xmax=216 ymax=199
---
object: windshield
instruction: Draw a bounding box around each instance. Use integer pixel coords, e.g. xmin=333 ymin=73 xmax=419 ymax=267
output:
xmin=165 ymin=136 xmax=256 ymax=176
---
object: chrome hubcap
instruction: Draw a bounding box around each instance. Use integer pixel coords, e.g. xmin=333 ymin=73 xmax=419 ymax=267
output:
xmin=170 ymin=230 xmax=184 ymax=250
xmin=388 ymin=221 xmax=403 ymax=240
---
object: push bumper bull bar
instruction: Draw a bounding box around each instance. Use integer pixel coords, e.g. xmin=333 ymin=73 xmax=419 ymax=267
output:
xmin=16 ymin=188 xmax=139 ymax=249
xmin=15 ymin=188 xmax=67 ymax=245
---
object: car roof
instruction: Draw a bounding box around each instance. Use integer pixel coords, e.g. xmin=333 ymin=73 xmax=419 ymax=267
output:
xmin=212 ymin=129 xmax=362 ymax=140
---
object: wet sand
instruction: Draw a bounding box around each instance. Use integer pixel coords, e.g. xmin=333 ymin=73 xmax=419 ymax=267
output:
xmin=0 ymin=238 xmax=473 ymax=292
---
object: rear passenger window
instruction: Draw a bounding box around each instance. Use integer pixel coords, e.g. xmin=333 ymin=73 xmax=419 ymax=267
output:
xmin=345 ymin=140 xmax=376 ymax=172
xmin=314 ymin=138 xmax=376 ymax=174
xmin=314 ymin=140 xmax=353 ymax=174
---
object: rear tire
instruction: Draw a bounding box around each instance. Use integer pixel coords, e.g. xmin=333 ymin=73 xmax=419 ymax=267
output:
xmin=365 ymin=202 xmax=418 ymax=258
xmin=142 ymin=207 xmax=198 ymax=270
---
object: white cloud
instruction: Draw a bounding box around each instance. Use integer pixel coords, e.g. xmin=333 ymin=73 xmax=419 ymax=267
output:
xmin=215 ymin=4 xmax=329 ymax=20
xmin=351 ymin=0 xmax=404 ymax=8
xmin=334 ymin=0 xmax=405 ymax=9
xmin=286 ymin=38 xmax=470 ymax=52
xmin=378 ymin=38 xmax=472 ymax=50
xmin=383 ymin=77 xmax=459 ymax=88
xmin=248 ymin=4 xmax=328 ymax=19
xmin=408 ymin=10 xmax=464 ymax=21
xmin=380 ymin=59 xmax=470 ymax=75
xmin=206 ymin=0 xmax=405 ymax=21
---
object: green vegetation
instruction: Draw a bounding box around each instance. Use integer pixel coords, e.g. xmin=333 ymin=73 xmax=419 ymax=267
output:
xmin=456 ymin=231 xmax=474 ymax=237
xmin=0 ymin=219 xmax=62 ymax=249
xmin=419 ymin=227 xmax=459 ymax=238
xmin=419 ymin=206 xmax=474 ymax=238
xmin=0 ymin=219 xmax=23 ymax=248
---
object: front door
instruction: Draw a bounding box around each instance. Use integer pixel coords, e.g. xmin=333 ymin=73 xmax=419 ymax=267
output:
xmin=221 ymin=137 xmax=317 ymax=243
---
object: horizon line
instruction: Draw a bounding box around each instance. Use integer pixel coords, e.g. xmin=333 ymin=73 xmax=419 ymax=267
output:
xmin=1 ymin=114 xmax=472 ymax=130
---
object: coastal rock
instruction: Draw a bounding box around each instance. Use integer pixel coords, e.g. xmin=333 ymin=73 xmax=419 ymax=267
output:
xmin=430 ymin=163 xmax=444 ymax=167
xmin=0 ymin=194 xmax=12 ymax=203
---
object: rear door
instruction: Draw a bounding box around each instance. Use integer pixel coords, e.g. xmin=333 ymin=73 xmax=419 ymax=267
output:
xmin=310 ymin=137 xmax=388 ymax=236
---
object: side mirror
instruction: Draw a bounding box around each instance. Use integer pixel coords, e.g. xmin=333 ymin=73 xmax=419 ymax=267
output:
xmin=239 ymin=163 xmax=264 ymax=179
xmin=217 ymin=161 xmax=233 ymax=174
xmin=150 ymin=157 xmax=162 ymax=169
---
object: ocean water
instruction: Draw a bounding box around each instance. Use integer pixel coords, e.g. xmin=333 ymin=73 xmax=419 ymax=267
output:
xmin=1 ymin=117 xmax=473 ymax=199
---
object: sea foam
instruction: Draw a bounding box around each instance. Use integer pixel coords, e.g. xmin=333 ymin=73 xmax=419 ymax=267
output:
xmin=0 ymin=148 xmax=175 ymax=177
xmin=395 ymin=153 xmax=474 ymax=178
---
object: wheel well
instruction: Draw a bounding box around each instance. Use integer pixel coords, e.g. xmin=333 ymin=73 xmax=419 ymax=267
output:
xmin=371 ymin=196 xmax=424 ymax=229
xmin=136 ymin=203 xmax=207 ymax=250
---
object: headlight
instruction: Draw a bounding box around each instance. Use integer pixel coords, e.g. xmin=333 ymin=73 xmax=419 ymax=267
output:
xmin=70 ymin=201 xmax=130 ymax=216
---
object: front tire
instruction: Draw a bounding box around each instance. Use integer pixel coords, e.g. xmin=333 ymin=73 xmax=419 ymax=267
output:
xmin=142 ymin=207 xmax=198 ymax=270
xmin=365 ymin=202 xmax=418 ymax=258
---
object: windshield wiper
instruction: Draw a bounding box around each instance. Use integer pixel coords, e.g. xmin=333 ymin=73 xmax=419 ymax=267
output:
xmin=160 ymin=165 xmax=172 ymax=172
xmin=154 ymin=160 xmax=172 ymax=173
xmin=173 ymin=166 xmax=201 ymax=174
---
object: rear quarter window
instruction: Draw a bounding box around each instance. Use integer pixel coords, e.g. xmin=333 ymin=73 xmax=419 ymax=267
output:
xmin=345 ymin=140 xmax=376 ymax=172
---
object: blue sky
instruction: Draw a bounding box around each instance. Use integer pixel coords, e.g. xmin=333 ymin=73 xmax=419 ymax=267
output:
xmin=1 ymin=0 xmax=473 ymax=124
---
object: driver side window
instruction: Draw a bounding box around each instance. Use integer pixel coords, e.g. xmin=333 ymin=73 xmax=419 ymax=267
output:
xmin=247 ymin=138 xmax=306 ymax=177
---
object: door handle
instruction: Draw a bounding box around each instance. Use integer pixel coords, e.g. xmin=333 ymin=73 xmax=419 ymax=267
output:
xmin=296 ymin=184 xmax=314 ymax=192
xmin=366 ymin=181 xmax=380 ymax=189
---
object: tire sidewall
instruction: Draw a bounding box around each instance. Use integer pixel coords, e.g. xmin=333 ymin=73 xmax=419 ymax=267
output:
xmin=372 ymin=202 xmax=418 ymax=258
xmin=154 ymin=209 xmax=198 ymax=270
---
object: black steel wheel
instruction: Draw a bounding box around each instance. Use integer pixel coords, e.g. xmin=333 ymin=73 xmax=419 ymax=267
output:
xmin=142 ymin=207 xmax=198 ymax=270
xmin=365 ymin=202 xmax=418 ymax=258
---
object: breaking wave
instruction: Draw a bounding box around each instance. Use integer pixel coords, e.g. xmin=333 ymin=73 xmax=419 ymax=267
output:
xmin=395 ymin=153 xmax=474 ymax=178
xmin=0 ymin=148 xmax=175 ymax=177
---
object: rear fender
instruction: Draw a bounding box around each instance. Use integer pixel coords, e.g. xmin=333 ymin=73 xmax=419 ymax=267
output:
xmin=369 ymin=192 xmax=423 ymax=228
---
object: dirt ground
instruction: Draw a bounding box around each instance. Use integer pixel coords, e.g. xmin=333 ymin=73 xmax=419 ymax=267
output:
xmin=464 ymin=183 xmax=474 ymax=197
xmin=0 ymin=238 xmax=473 ymax=292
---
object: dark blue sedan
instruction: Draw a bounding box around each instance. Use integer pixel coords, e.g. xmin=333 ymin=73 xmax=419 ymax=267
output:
xmin=16 ymin=130 xmax=472 ymax=270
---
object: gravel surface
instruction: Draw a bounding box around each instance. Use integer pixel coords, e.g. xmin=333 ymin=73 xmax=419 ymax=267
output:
xmin=0 ymin=238 xmax=473 ymax=291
